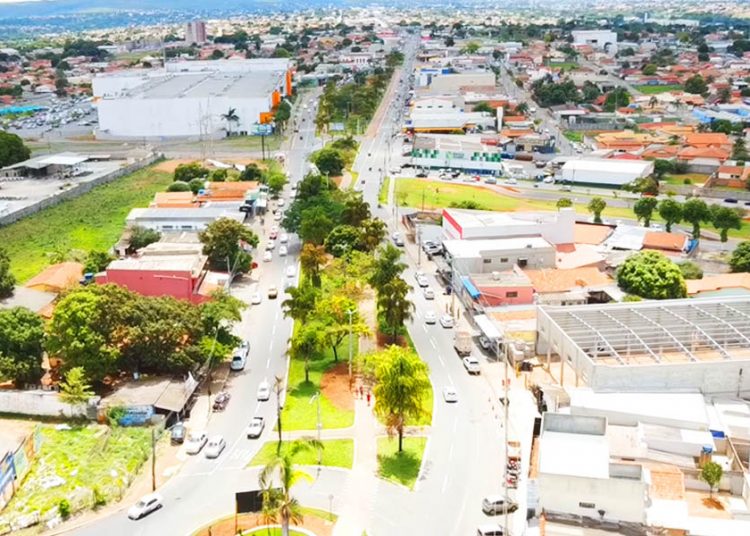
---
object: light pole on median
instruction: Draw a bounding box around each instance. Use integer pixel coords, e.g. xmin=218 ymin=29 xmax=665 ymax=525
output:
xmin=309 ymin=392 xmax=322 ymax=465
xmin=347 ymin=309 xmax=355 ymax=378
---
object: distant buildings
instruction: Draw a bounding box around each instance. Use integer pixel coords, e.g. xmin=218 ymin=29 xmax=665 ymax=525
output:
xmin=571 ymin=30 xmax=618 ymax=53
xmin=561 ymin=158 xmax=654 ymax=187
xmin=185 ymin=20 xmax=207 ymax=45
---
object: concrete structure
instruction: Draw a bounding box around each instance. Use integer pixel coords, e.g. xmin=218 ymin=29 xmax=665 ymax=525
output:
xmin=536 ymin=297 xmax=750 ymax=395
xmin=443 ymin=236 xmax=556 ymax=274
xmin=441 ymin=208 xmax=576 ymax=245
xmin=427 ymin=71 xmax=496 ymax=92
xmin=1 ymin=153 xmax=88 ymax=180
xmin=125 ymin=205 xmax=244 ymax=231
xmin=405 ymin=111 xmax=495 ymax=133
xmin=410 ymin=134 xmax=503 ymax=173
xmin=185 ymin=20 xmax=207 ymax=45
xmin=571 ymin=30 xmax=618 ymax=53
xmin=561 ymin=159 xmax=654 ymax=187
xmin=94 ymin=59 xmax=292 ymax=139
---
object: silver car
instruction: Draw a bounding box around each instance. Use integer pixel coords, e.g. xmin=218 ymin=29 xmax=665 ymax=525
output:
xmin=204 ymin=435 xmax=226 ymax=459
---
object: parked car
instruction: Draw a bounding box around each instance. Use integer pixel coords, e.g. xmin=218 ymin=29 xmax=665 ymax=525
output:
xmin=213 ymin=391 xmax=231 ymax=411
xmin=439 ymin=314 xmax=455 ymax=328
xmin=425 ymin=311 xmax=437 ymax=324
xmin=251 ymin=292 xmax=262 ymax=305
xmin=416 ymin=275 xmax=429 ymax=288
xmin=247 ymin=416 xmax=265 ymax=439
xmin=485 ymin=177 xmax=497 ymax=184
xmin=286 ymin=266 xmax=297 ymax=278
xmin=477 ymin=523 xmax=505 ymax=536
xmin=230 ymin=341 xmax=249 ymax=372
xmin=279 ymin=245 xmax=288 ymax=256
xmin=170 ymin=422 xmax=186 ymax=445
xmin=482 ymin=495 xmax=518 ymax=515
xmin=392 ymin=232 xmax=404 ymax=246
xmin=442 ymin=386 xmax=458 ymax=403
xmin=478 ymin=336 xmax=492 ymax=351
xmin=204 ymin=435 xmax=226 ymax=459
xmin=423 ymin=287 xmax=435 ymax=300
xmin=463 ymin=356 xmax=481 ymax=375
xmin=128 ymin=493 xmax=163 ymax=520
xmin=268 ymin=286 xmax=278 ymax=299
xmin=257 ymin=381 xmax=271 ymax=401
xmin=265 ymin=241 xmax=275 ymax=251
xmin=263 ymin=251 xmax=273 ymax=262
xmin=185 ymin=431 xmax=208 ymax=454
xmin=725 ymin=198 xmax=739 ymax=204
xmin=279 ymin=233 xmax=289 ymax=243
xmin=416 ymin=170 xmax=427 ymax=178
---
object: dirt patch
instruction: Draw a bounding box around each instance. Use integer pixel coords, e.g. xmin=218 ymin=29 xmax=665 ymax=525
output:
xmin=320 ymin=362 xmax=354 ymax=411
xmin=154 ymin=158 xmax=264 ymax=173
xmin=193 ymin=512 xmax=334 ymax=536
xmin=702 ymin=497 xmax=726 ymax=510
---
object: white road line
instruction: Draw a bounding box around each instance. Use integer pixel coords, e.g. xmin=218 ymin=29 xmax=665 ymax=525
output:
xmin=422 ymin=324 xmax=428 ymax=333
xmin=436 ymin=354 xmax=445 ymax=367
xmin=448 ymin=442 xmax=454 ymax=462
xmin=271 ymin=324 xmax=277 ymax=336
xmin=254 ymin=402 xmax=261 ymax=414
xmin=266 ymin=356 xmax=271 ymax=368
xmin=430 ymin=339 xmax=437 ymax=350
xmin=452 ymin=417 xmax=458 ymax=434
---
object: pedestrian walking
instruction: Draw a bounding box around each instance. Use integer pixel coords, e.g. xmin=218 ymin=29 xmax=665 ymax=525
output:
xmin=366 ymin=390 xmax=371 ymax=406
xmin=359 ymin=385 xmax=364 ymax=399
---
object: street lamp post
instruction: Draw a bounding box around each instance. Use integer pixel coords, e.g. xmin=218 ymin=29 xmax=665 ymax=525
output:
xmin=309 ymin=393 xmax=322 ymax=465
xmin=347 ymin=309 xmax=355 ymax=378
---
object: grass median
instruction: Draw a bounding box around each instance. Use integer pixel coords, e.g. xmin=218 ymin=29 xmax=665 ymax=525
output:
xmin=0 ymin=165 xmax=173 ymax=282
xmin=376 ymin=436 xmax=427 ymax=490
xmin=248 ymin=439 xmax=354 ymax=469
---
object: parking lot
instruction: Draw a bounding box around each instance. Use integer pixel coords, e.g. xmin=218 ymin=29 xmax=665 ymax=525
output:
xmin=2 ymin=93 xmax=97 ymax=140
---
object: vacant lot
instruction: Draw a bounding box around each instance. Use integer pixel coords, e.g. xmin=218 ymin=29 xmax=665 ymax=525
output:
xmin=636 ymin=84 xmax=683 ymax=94
xmin=0 ymin=165 xmax=172 ymax=282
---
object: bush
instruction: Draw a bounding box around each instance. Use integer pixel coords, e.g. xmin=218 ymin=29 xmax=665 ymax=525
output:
xmin=167 ymin=181 xmax=191 ymax=192
xmin=683 ymin=178 xmax=692 ymax=185
xmin=617 ymin=251 xmax=687 ymax=300
xmin=129 ymin=226 xmax=161 ymax=251
xmin=58 ymin=499 xmax=71 ymax=519
xmin=678 ymin=261 xmax=703 ymax=280
xmin=622 ymin=294 xmax=643 ymax=302
xmin=173 ymin=162 xmax=208 ymax=183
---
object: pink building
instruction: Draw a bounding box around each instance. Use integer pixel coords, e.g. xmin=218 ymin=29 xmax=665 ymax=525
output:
xmin=470 ymin=270 xmax=535 ymax=307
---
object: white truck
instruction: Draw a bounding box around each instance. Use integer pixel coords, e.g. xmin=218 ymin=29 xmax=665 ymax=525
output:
xmin=454 ymin=330 xmax=472 ymax=356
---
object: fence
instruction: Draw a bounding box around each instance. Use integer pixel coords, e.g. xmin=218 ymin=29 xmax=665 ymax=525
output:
xmin=0 ymin=389 xmax=88 ymax=419
xmin=660 ymin=182 xmax=750 ymax=201
xmin=0 ymin=153 xmax=162 ymax=227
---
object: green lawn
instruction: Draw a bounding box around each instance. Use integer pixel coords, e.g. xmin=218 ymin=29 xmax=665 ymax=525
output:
xmin=376 ymin=436 xmax=427 ymax=490
xmin=662 ymin=173 xmax=709 ymax=186
xmin=546 ymin=61 xmax=578 ymax=70
xmin=563 ymin=131 xmax=584 ymax=143
xmin=0 ymin=425 xmax=151 ymax=527
xmin=0 ymin=164 xmax=173 ymax=282
xmin=379 ymin=177 xmax=390 ymax=205
xmin=281 ymin=340 xmax=356 ymax=431
xmin=248 ymin=439 xmax=354 ymax=469
xmin=218 ymin=135 xmax=283 ymax=152
xmin=635 ymin=84 xmax=683 ymax=95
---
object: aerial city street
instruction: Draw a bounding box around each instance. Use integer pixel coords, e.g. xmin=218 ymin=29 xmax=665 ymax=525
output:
xmin=1 ymin=1 xmax=750 ymax=536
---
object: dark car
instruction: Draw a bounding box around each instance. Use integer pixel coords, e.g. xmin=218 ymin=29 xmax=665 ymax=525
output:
xmin=212 ymin=391 xmax=231 ymax=412
xmin=170 ymin=422 xmax=186 ymax=445
xmin=725 ymin=198 xmax=738 ymax=204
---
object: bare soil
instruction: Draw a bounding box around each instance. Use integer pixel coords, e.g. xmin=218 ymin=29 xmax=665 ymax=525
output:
xmin=320 ymin=362 xmax=354 ymax=411
xmin=193 ymin=512 xmax=333 ymax=536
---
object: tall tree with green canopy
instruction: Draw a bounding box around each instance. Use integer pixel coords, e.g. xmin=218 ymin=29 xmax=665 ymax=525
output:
xmin=616 ymin=251 xmax=687 ymax=299
xmin=59 ymin=367 xmax=94 ymax=406
xmin=129 ymin=226 xmax=161 ymax=251
xmin=682 ymin=198 xmax=712 ymax=239
xmin=684 ymin=74 xmax=708 ymax=95
xmin=711 ymin=205 xmax=743 ymax=243
xmin=282 ymin=283 xmax=319 ymax=322
xmin=658 ymin=199 xmax=683 ymax=232
xmin=377 ymin=277 xmax=414 ymax=344
xmin=324 ymin=225 xmax=361 ymax=257
xmin=221 ymin=107 xmax=239 ymax=137
xmin=556 ymin=198 xmax=572 ymax=210
xmin=730 ymin=241 xmax=750 ymax=273
xmin=0 ymin=307 xmax=45 ymax=385
xmin=259 ymin=438 xmax=324 ymax=536
xmin=316 ymin=295 xmax=369 ymax=362
xmin=369 ymin=244 xmax=407 ymax=294
xmin=373 ymin=346 xmax=431 ymax=452
xmin=298 ymin=207 xmax=335 ymax=245
xmin=290 ymin=321 xmax=323 ymax=383
xmin=0 ymin=246 xmax=16 ymax=299
xmin=0 ymin=131 xmax=30 ymax=167
xmin=633 ymin=197 xmax=658 ymax=227
xmin=299 ymin=243 xmax=327 ymax=287
xmin=587 ymin=197 xmax=607 ymax=224
xmin=340 ymin=194 xmax=371 ymax=227
xmin=358 ymin=218 xmax=387 ymax=252
xmin=198 ymin=217 xmax=259 ymax=273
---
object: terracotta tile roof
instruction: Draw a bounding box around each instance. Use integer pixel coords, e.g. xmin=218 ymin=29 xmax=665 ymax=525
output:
xmin=151 ymin=191 xmax=196 ymax=208
xmin=686 ymin=273 xmax=750 ymax=295
xmin=25 ymin=262 xmax=83 ymax=293
xmin=523 ymin=266 xmax=612 ymax=293
xmin=642 ymin=145 xmax=680 ymax=159
xmin=684 ymin=132 xmax=731 ymax=147
xmin=678 ymin=146 xmax=730 ymax=160
xmin=574 ymin=223 xmax=613 ymax=245
xmin=642 ymin=231 xmax=689 ymax=252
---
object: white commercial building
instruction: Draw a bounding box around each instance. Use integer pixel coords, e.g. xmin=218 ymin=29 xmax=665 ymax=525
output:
xmin=410 ymin=134 xmax=503 ymax=173
xmin=441 ymin=208 xmax=576 ymax=245
xmin=571 ymin=30 xmax=618 ymax=53
xmin=125 ymin=206 xmax=244 ymax=232
xmin=561 ymin=158 xmax=654 ymax=187
xmin=443 ymin=236 xmax=556 ymax=274
xmin=93 ymin=59 xmax=291 ymax=139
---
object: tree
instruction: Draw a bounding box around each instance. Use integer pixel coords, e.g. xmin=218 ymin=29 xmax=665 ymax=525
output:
xmin=653 ymin=159 xmax=675 ymax=180
xmin=473 ymin=101 xmax=494 ymax=114
xmin=199 ymin=289 xmax=245 ymax=340
xmin=282 ymin=284 xmax=319 ymax=322
xmin=358 ymin=218 xmax=386 ymax=252
xmin=0 ymin=131 xmax=30 ymax=167
xmin=83 ymin=250 xmax=114 ymax=274
xmin=377 ymin=277 xmax=414 ymax=343
xmin=173 ymin=162 xmax=208 ymax=183
xmin=516 ymin=102 xmax=529 ymax=115
xmin=316 ymin=295 xmax=369 ymax=362
xmin=0 ymin=307 xmax=45 ymax=385
xmin=274 ymin=100 xmax=292 ymax=131
xmin=373 ymin=346 xmax=431 ymax=452
xmin=210 ymin=168 xmax=228 ymax=182
xmin=658 ymin=199 xmax=683 ymax=232
xmin=682 ymin=198 xmax=712 ymax=239
xmin=732 ymin=138 xmax=749 ymax=161
xmin=463 ymin=42 xmax=480 ymax=54
xmin=210 ymin=49 xmax=224 ymax=60
xmin=299 ymin=243 xmax=327 ymax=287
xmin=129 ymin=226 xmax=161 ymax=251
xmin=59 ymin=367 xmax=94 ymax=406
xmin=634 ymin=197 xmax=659 ymax=227
xmin=221 ymin=107 xmax=239 ymax=137
xmin=0 ymin=246 xmax=15 ymax=298
xmin=711 ymin=205 xmax=743 ymax=243
xmin=259 ymin=438 xmax=323 ymax=536
xmin=290 ymin=322 xmax=323 ymax=384
xmin=603 ymin=87 xmax=631 ymax=112
xmin=587 ymin=197 xmax=607 ymax=224
xmin=684 ymin=74 xmax=708 ymax=95
xmin=188 ymin=178 xmax=205 ymax=194
xmin=298 ymin=207 xmax=334 ymax=245
xmin=678 ymin=261 xmax=703 ymax=280
xmin=717 ymin=87 xmax=732 ymax=104
xmin=341 ymin=195 xmax=370 ymax=227
xmin=731 ymin=241 xmax=750 ymax=272
xmin=198 ymin=217 xmax=259 ymax=273
xmin=617 ymin=251 xmax=687 ymax=299
xmin=167 ymin=181 xmax=191 ymax=192
xmin=642 ymin=63 xmax=657 ymax=75
xmin=267 ymin=172 xmax=288 ymax=196
xmin=240 ymin=163 xmax=263 ymax=182
xmin=324 ymin=224 xmax=361 ymax=257
xmin=556 ymin=197 xmax=572 ymax=209
xmin=700 ymin=461 xmax=723 ymax=498
xmin=369 ymin=244 xmax=407 ymax=294
xmin=312 ymin=147 xmax=346 ymax=176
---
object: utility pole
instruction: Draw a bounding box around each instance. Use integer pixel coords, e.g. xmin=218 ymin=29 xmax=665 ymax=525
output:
xmin=151 ymin=427 xmax=156 ymax=492
xmin=502 ymin=340 xmax=510 ymax=536
xmin=309 ymin=393 xmax=322 ymax=465
xmin=347 ymin=309 xmax=355 ymax=378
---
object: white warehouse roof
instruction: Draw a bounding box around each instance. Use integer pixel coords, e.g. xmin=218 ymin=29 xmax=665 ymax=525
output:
xmin=562 ymin=158 xmax=653 ymax=175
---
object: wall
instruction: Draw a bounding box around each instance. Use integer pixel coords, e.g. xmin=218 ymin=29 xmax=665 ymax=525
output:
xmin=0 ymin=390 xmax=88 ymax=418
xmin=98 ymin=268 xmax=206 ymax=303
xmin=0 ymin=155 xmax=160 ymax=227
xmin=428 ymin=72 xmax=496 ymax=92
xmin=476 ymin=284 xmax=535 ymax=306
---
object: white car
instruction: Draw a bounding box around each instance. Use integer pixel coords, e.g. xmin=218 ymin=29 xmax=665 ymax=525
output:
xmin=265 ymin=240 xmax=275 ymax=251
xmin=247 ymin=416 xmax=265 ymax=439
xmin=251 ymin=292 xmax=262 ymax=305
xmin=416 ymin=275 xmax=429 ymax=288
xmin=425 ymin=311 xmax=437 ymax=324
xmin=279 ymin=233 xmax=289 ymax=244
xmin=271 ymin=225 xmax=279 ymax=234
xmin=439 ymin=314 xmax=455 ymax=328
xmin=277 ymin=199 xmax=286 ymax=208
xmin=442 ymin=386 xmax=458 ymax=403
xmin=274 ymin=211 xmax=283 ymax=221
xmin=204 ymin=435 xmax=226 ymax=459
xmin=423 ymin=287 xmax=435 ymax=300
xmin=184 ymin=431 xmax=208 ymax=454
xmin=127 ymin=493 xmax=163 ymax=520
xmin=263 ymin=251 xmax=273 ymax=262
xmin=279 ymin=245 xmax=288 ymax=256
xmin=257 ymin=381 xmax=271 ymax=401
xmin=463 ymin=356 xmax=481 ymax=375
xmin=285 ymin=266 xmax=297 ymax=278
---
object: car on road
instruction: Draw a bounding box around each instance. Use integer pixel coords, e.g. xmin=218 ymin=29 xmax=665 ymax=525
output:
xmin=257 ymin=381 xmax=271 ymax=401
xmin=265 ymin=241 xmax=275 ymax=251
xmin=482 ymin=495 xmax=518 ymax=515
xmin=274 ymin=211 xmax=283 ymax=221
xmin=725 ymin=198 xmax=738 ymax=204
xmin=251 ymin=292 xmax=262 ymax=305
xmin=478 ymin=336 xmax=492 ymax=352
xmin=170 ymin=422 xmax=186 ymax=445
xmin=286 ymin=265 xmax=297 ymax=278
xmin=212 ymin=391 xmax=231 ymax=411
xmin=268 ymin=286 xmax=278 ymax=299
xmin=204 ymin=436 xmax=226 ymax=459
xmin=416 ymin=275 xmax=429 ymax=288
xmin=439 ymin=314 xmax=455 ymax=328
xmin=415 ymin=170 xmax=427 ymax=178
xmin=423 ymin=287 xmax=435 ymax=300
xmin=263 ymin=251 xmax=273 ymax=262
xmin=277 ymin=199 xmax=286 ymax=208
xmin=392 ymin=232 xmax=404 ymax=246
xmin=477 ymin=523 xmax=505 ymax=536
xmin=128 ymin=493 xmax=163 ymax=520
xmin=247 ymin=416 xmax=265 ymax=439
xmin=442 ymin=386 xmax=458 ymax=403
xmin=230 ymin=341 xmax=250 ymax=371
xmin=484 ymin=177 xmax=497 ymax=184
xmin=463 ymin=356 xmax=481 ymax=375
xmin=425 ymin=311 xmax=437 ymax=324
xmin=279 ymin=245 xmax=288 ymax=256
xmin=279 ymin=233 xmax=289 ymax=243
xmin=185 ymin=431 xmax=208 ymax=454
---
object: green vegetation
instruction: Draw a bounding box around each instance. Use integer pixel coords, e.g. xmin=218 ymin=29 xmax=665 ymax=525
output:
xmin=379 ymin=177 xmax=391 ymax=205
xmin=616 ymin=251 xmax=687 ymax=300
xmin=0 ymin=131 xmax=31 ymax=167
xmin=730 ymin=241 xmax=750 ymax=272
xmin=662 ymin=173 xmax=708 ymax=185
xmin=0 ymin=425 xmax=151 ymax=527
xmin=218 ymin=135 xmax=283 ymax=152
xmin=376 ymin=436 xmax=427 ymax=489
xmin=0 ymin=165 xmax=173 ymax=282
xmin=249 ymin=439 xmax=354 ymax=469
xmin=635 ymin=84 xmax=683 ymax=94
xmin=563 ymin=131 xmax=584 ymax=143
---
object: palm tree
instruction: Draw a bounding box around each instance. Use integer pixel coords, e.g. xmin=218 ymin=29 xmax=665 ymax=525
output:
xmin=221 ymin=107 xmax=239 ymax=137
xmin=369 ymin=244 xmax=407 ymax=294
xmin=516 ymin=102 xmax=529 ymax=115
xmin=259 ymin=438 xmax=324 ymax=536
xmin=281 ymin=283 xmax=319 ymax=323
xmin=299 ymin=243 xmax=327 ymax=287
xmin=376 ymin=277 xmax=414 ymax=344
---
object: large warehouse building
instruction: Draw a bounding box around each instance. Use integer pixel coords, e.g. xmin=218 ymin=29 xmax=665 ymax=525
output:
xmin=561 ymin=158 xmax=654 ymax=187
xmin=93 ymin=59 xmax=292 ymax=139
